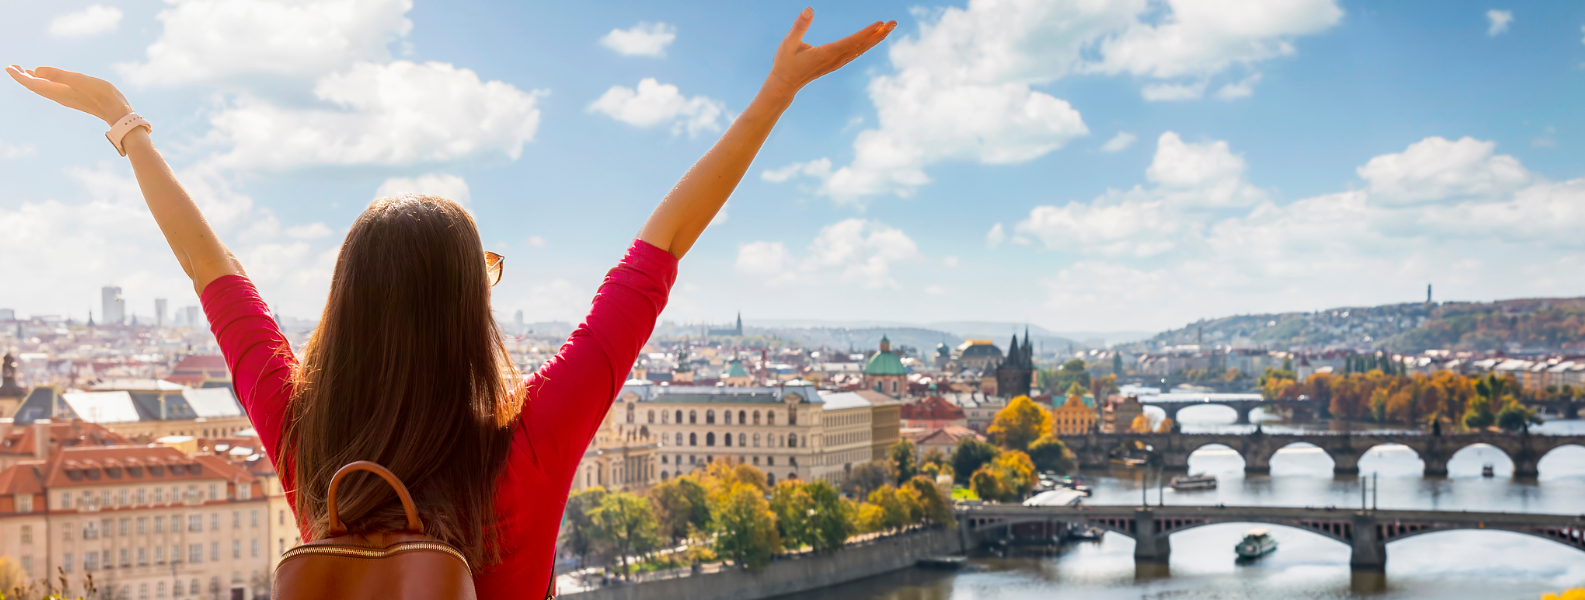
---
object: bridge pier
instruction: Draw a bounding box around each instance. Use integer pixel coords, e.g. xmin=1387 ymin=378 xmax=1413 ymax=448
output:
xmin=1132 ymin=509 xmax=1171 ymax=565
xmin=1332 ymin=452 xmax=1360 ymax=475
xmin=1234 ymin=406 xmax=1253 ymax=425
xmin=1514 ymin=457 xmax=1539 ymax=479
xmin=1422 ymin=456 xmax=1448 ymax=477
xmin=1349 ymin=514 xmax=1387 ymax=572
xmin=1242 ymin=449 xmax=1271 ymax=474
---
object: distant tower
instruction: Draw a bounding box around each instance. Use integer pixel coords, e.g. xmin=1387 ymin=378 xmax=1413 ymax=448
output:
xmin=735 ymin=311 xmax=743 ymax=336
xmin=101 ymin=286 xmax=125 ymax=325
xmin=514 ymin=309 xmax=524 ymax=328
xmin=155 ymin=298 xmax=167 ymax=327
xmin=1427 ymin=284 xmax=1433 ymax=304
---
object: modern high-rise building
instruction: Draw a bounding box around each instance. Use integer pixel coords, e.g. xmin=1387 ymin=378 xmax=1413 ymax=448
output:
xmin=183 ymin=306 xmax=202 ymax=329
xmin=155 ymin=298 xmax=168 ymax=327
xmin=102 ymin=287 xmax=126 ymax=325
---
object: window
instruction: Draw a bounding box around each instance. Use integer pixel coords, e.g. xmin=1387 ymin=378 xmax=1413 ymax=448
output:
xmin=788 ymin=433 xmax=797 ymax=447
xmin=208 ymin=484 xmax=217 ymax=500
xmin=101 ymin=491 xmax=110 ymax=507
xmin=232 ymin=540 xmax=240 ymax=559
xmin=767 ymin=456 xmax=775 ymax=466
xmin=157 ymin=582 xmax=166 ymax=599
xmin=738 ymin=433 xmax=746 ymax=447
xmin=189 ymin=515 xmax=202 ymax=532
xmin=120 ymin=518 xmax=130 ymax=536
xmin=139 ymin=583 xmax=148 ymax=600
xmin=674 ymin=410 xmax=683 ymax=424
xmin=85 ymin=552 xmax=99 ymax=572
xmin=137 ymin=547 xmax=147 ymax=566
xmin=102 ymin=550 xmax=111 ymax=569
xmin=706 ymin=410 xmax=715 ymax=424
xmin=251 ymin=539 xmax=259 ymax=558
xmin=675 ymin=433 xmax=683 ymax=446
xmin=723 ymin=411 xmax=732 ymax=425
xmin=688 ymin=433 xmax=697 ymax=446
xmin=705 ymin=432 xmax=715 ymax=447
xmin=210 ymin=542 xmax=218 ymax=561
xmin=154 ymin=488 xmax=164 ymax=503
xmin=156 ymin=546 xmax=165 ymax=565
xmin=63 ymin=523 xmax=73 ymax=542
xmin=753 ymin=433 xmax=761 ymax=447
xmin=625 ymin=404 xmax=635 ymax=424
xmin=117 ymin=489 xmax=127 ymax=506
xmin=20 ymin=556 xmax=30 ymax=576
xmin=137 ymin=488 xmax=146 ymax=505
xmin=647 ymin=410 xmax=655 ymax=424
xmin=790 ymin=456 xmax=799 ymax=466
xmin=688 ymin=410 xmax=696 ymax=424
xmin=20 ymin=525 xmax=31 ymax=544
xmin=251 ymin=510 xmax=258 ymax=527
xmin=279 ymin=510 xmax=285 ymax=526
xmin=120 ymin=548 xmax=130 ymax=568
xmin=753 ymin=411 xmax=761 ymax=425
xmin=237 ymin=484 xmax=250 ymax=500
xmin=174 ymin=578 xmax=183 ymax=597
xmin=767 ymin=412 xmax=775 ymax=426
xmin=137 ymin=517 xmax=147 ymax=535
xmin=189 ymin=544 xmax=202 ymax=564
xmin=84 ymin=521 xmax=100 ymax=540
xmin=155 ymin=516 xmax=165 ymax=533
xmin=789 ymin=409 xmax=797 ymax=425
xmin=190 ymin=579 xmax=201 ymax=596
xmin=752 ymin=456 xmax=759 ymax=465
xmin=210 ymin=513 xmax=218 ymax=531
xmin=723 ymin=433 xmax=731 ymax=447
xmin=62 ymin=553 xmax=73 ymax=573
xmin=233 ymin=511 xmax=240 ymax=529
xmin=16 ymin=494 xmax=31 ymax=513
xmin=738 ymin=410 xmax=746 ymax=424
xmin=60 ymin=493 xmax=71 ymax=509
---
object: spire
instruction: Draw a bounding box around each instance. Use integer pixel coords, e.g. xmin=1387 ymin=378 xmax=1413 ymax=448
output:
xmin=879 ymin=334 xmax=891 ymax=353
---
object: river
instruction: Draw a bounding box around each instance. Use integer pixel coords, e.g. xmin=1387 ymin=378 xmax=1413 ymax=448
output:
xmin=817 ymin=406 xmax=1585 ymax=599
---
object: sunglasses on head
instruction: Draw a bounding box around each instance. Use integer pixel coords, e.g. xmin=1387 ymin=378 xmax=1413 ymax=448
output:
xmin=485 ymin=251 xmax=505 ymax=286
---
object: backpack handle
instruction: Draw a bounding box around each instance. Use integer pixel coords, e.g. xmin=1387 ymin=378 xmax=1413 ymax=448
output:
xmin=326 ymin=461 xmax=425 ymax=536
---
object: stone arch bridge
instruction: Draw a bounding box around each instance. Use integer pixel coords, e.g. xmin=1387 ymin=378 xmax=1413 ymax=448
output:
xmin=1062 ymin=431 xmax=1585 ymax=477
xmin=958 ymin=504 xmax=1585 ymax=571
xmin=1143 ymin=397 xmax=1316 ymax=424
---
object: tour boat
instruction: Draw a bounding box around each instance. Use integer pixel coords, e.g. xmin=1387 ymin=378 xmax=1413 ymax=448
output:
xmin=1482 ymin=463 xmax=1495 ymax=477
xmin=1066 ymin=526 xmax=1105 ymax=541
xmin=1111 ymin=456 xmax=1148 ymax=467
xmin=1235 ymin=528 xmax=1278 ymax=559
xmin=1169 ymin=474 xmax=1218 ymax=491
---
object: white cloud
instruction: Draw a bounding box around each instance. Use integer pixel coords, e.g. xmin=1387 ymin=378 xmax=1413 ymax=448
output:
xmin=1147 ymin=132 xmax=1263 ymax=207
xmin=762 ymin=158 xmax=832 ymax=183
xmin=205 ymin=61 xmax=543 ymax=169
xmin=374 ymin=173 xmax=471 ymax=207
xmin=0 ymin=139 xmax=37 ymax=160
xmin=1356 ymin=136 xmax=1529 ymax=204
xmin=116 ymin=0 xmax=412 ymax=87
xmin=1486 ymin=10 xmax=1513 ymax=36
xmin=735 ymin=219 xmax=919 ymax=289
xmin=49 ymin=5 xmax=123 ymax=38
xmin=587 ymin=78 xmax=728 ymax=138
xmin=777 ymin=0 xmax=1341 ymax=202
xmin=600 ymin=22 xmax=677 ymax=57
xmin=1016 ymin=199 xmax=1181 ymax=257
xmin=515 ymin=279 xmax=589 ymax=323
xmin=284 ymin=223 xmax=333 ymax=239
xmin=1099 ymin=132 xmax=1138 ymax=153
xmin=525 ymin=236 xmax=546 ymax=247
xmin=942 ymin=256 xmax=960 ymax=267
xmin=1141 ymin=81 xmax=1206 ymax=101
xmin=985 ymin=223 xmax=1006 ymax=249
xmin=1215 ymin=72 xmax=1263 ymax=99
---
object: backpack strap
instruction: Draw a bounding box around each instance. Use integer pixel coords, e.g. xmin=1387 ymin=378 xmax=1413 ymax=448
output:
xmin=326 ymin=461 xmax=425 ymax=535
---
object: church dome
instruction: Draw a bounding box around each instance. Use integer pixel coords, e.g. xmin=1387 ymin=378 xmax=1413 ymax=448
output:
xmin=864 ymin=349 xmax=906 ymax=376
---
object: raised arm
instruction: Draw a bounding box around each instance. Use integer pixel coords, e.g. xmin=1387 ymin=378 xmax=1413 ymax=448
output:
xmin=636 ymin=9 xmax=895 ymax=259
xmin=7 ymin=65 xmax=244 ymax=295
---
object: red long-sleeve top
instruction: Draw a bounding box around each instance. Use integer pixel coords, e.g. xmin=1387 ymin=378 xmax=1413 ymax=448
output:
xmin=201 ymin=239 xmax=677 ymax=598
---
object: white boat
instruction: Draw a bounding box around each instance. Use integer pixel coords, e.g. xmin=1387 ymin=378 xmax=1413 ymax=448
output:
xmin=1235 ymin=528 xmax=1278 ymax=559
xmin=1481 ymin=463 xmax=1495 ymax=477
xmin=1170 ymin=474 xmax=1218 ymax=490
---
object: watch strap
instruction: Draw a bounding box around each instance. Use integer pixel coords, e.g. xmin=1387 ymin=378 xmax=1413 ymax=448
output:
xmin=105 ymin=112 xmax=152 ymax=157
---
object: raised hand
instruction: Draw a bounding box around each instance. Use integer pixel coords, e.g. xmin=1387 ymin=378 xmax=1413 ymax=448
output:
xmin=766 ymin=8 xmax=896 ymax=97
xmin=7 ymin=65 xmax=133 ymax=127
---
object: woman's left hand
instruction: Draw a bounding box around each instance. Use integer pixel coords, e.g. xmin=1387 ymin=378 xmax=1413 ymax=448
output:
xmin=7 ymin=65 xmax=133 ymax=126
xmin=765 ymin=8 xmax=896 ymax=98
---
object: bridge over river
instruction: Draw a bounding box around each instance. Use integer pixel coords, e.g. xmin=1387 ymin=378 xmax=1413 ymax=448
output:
xmin=1062 ymin=431 xmax=1585 ymax=476
xmin=1141 ymin=394 xmax=1585 ymax=423
xmin=958 ymin=503 xmax=1585 ymax=572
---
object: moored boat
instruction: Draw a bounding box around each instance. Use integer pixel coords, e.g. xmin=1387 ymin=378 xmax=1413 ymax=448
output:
xmin=1235 ymin=528 xmax=1278 ymax=559
xmin=1170 ymin=474 xmax=1218 ymax=490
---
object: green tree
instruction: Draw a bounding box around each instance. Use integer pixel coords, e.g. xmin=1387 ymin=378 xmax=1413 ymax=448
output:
xmin=841 ymin=460 xmax=896 ymax=499
xmin=770 ymin=480 xmax=816 ymax=549
xmin=804 ymin=480 xmax=857 ymax=552
xmin=988 ymin=395 xmax=1052 ymax=452
xmin=888 ymin=440 xmax=918 ymax=484
xmin=650 ymin=475 xmax=710 ymax=542
xmin=969 ymin=466 xmax=1005 ymax=502
xmin=1050 ymin=359 xmax=1091 ymax=393
xmin=709 ymin=481 xmax=782 ymax=570
xmin=1496 ymin=403 xmax=1542 ymax=432
xmin=560 ymin=487 xmax=607 ymax=566
xmin=950 ymin=437 xmax=1000 ymax=485
xmin=1111 ymin=353 xmax=1124 ymax=375
xmin=1027 ymin=434 xmax=1074 ymax=474
xmin=592 ymin=491 xmax=662 ymax=579
xmin=904 ymin=476 xmax=953 ymax=528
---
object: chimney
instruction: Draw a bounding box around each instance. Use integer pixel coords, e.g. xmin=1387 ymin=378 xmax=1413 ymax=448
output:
xmin=0 ymin=418 xmax=12 ymax=447
xmin=33 ymin=419 xmax=51 ymax=460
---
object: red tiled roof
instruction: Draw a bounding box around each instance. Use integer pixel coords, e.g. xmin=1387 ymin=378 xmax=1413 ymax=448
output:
xmin=900 ymin=396 xmax=965 ymax=421
xmin=0 ymin=461 xmax=45 ymax=495
xmin=915 ymin=426 xmax=984 ymax=446
xmin=0 ymin=421 xmax=133 ymax=457
xmin=35 ymin=445 xmax=253 ymax=488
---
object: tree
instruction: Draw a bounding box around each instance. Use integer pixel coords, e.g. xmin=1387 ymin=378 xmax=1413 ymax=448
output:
xmin=1051 ymin=359 xmax=1091 ymax=393
xmin=1155 ymin=417 xmax=1176 ymax=433
xmin=770 ymin=480 xmax=816 ymax=550
xmin=1111 ymin=353 xmax=1124 ymax=375
xmin=905 ymin=476 xmax=953 ymax=528
xmin=592 ymin=491 xmax=662 ymax=579
xmin=988 ymin=395 xmax=1051 ymax=451
xmin=866 ymin=485 xmax=913 ymax=532
xmin=1026 ymin=434 xmax=1074 ymax=474
xmin=920 ymin=447 xmax=949 ymax=471
xmin=709 ymin=480 xmax=782 ymax=570
xmin=560 ymin=487 xmax=608 ymax=567
xmin=804 ymin=480 xmax=857 ymax=552
xmin=992 ymin=450 xmax=1036 ymax=498
xmin=887 ymin=440 xmax=917 ymax=484
xmin=1130 ymin=413 xmax=1150 ymax=433
xmin=841 ymin=460 xmax=896 ymax=499
xmin=950 ymin=437 xmax=999 ymax=485
xmin=969 ymin=467 xmax=1006 ymax=502
xmin=1497 ymin=403 xmax=1542 ymax=432
xmin=0 ymin=556 xmax=27 ymax=598
xmin=650 ymin=475 xmax=710 ymax=542
xmin=1089 ymin=374 xmax=1120 ymax=401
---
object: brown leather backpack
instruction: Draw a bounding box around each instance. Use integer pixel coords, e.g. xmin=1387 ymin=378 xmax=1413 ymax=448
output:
xmin=272 ymin=461 xmax=477 ymax=600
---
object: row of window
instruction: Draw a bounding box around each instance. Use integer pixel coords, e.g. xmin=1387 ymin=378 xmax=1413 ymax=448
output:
xmin=53 ymin=483 xmax=248 ymax=511
xmin=827 ymin=431 xmax=871 ymax=446
xmin=66 ymin=510 xmax=264 ymax=541
xmin=659 ymin=454 xmax=797 ymax=468
xmin=665 ymin=431 xmax=805 ymax=448
xmin=60 ymin=539 xmax=262 ymax=573
xmin=630 ymin=408 xmax=801 ymax=426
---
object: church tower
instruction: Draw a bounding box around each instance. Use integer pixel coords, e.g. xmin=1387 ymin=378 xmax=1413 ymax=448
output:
xmin=994 ymin=328 xmax=1035 ymax=398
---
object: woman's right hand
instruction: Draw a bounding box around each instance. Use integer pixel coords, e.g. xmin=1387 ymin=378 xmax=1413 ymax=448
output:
xmin=7 ymin=65 xmax=134 ymax=126
xmin=764 ymin=8 xmax=896 ymax=99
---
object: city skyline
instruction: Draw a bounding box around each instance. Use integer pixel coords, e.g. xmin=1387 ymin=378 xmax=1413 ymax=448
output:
xmin=2 ymin=0 xmax=1585 ymax=333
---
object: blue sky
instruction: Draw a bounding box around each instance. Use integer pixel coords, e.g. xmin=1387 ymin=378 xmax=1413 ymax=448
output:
xmin=2 ymin=0 xmax=1584 ymax=333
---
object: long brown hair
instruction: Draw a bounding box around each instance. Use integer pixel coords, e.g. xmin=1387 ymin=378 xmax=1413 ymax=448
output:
xmin=286 ymin=194 xmax=520 ymax=568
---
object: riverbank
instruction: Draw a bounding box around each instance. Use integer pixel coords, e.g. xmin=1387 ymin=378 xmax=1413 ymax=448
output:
xmin=561 ymin=527 xmax=963 ymax=600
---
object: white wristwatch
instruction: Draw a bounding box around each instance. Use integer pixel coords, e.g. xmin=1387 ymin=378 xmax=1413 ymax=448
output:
xmin=105 ymin=112 xmax=152 ymax=157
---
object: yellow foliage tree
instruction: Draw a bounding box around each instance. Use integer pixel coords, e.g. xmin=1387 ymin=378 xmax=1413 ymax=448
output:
xmin=1541 ymin=589 xmax=1585 ymax=600
xmin=988 ymin=395 xmax=1052 ymax=451
xmin=1130 ymin=414 xmax=1150 ymax=433
xmin=1155 ymin=417 xmax=1175 ymax=433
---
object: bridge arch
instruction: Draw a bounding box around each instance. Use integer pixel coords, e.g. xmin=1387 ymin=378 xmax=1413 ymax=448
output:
xmin=1185 ymin=443 xmax=1245 ymax=474
xmin=1263 ymin=441 xmax=1337 ymax=476
xmin=1357 ymin=442 xmax=1425 ymax=477
xmin=1536 ymin=444 xmax=1585 ymax=479
xmin=1446 ymin=442 xmax=1514 ymax=477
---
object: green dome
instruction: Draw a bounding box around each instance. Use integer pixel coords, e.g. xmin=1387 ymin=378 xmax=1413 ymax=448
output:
xmin=864 ymin=350 xmax=906 ymax=376
xmin=725 ymin=359 xmax=750 ymax=378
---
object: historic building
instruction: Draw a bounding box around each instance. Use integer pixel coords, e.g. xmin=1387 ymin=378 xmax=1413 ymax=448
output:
xmin=721 ymin=359 xmax=752 ymax=387
xmin=621 ymin=383 xmax=845 ymax=486
xmin=13 ymin=382 xmax=251 ymax=442
xmin=815 ymin=393 xmax=873 ymax=478
xmin=0 ymin=445 xmax=274 ymax=599
xmin=913 ymin=426 xmax=984 ymax=459
xmin=993 ymin=331 xmax=1036 ymax=398
xmin=954 ymin=340 xmax=1004 ymax=371
xmin=862 ymin=336 xmax=906 ymax=398
xmin=0 ymin=353 xmax=25 ymax=418
xmin=855 ymin=390 xmax=901 ymax=462
xmin=0 ymin=420 xmax=131 ymax=472
xmin=571 ymin=393 xmax=660 ymax=494
xmin=1050 ymin=393 xmax=1098 ymax=435
xmin=899 ymin=396 xmax=967 ymax=431
xmin=1101 ymin=394 xmax=1144 ymax=434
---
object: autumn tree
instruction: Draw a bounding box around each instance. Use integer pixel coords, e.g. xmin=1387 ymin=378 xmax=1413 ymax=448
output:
xmin=1497 ymin=403 xmax=1541 ymax=432
xmin=560 ymin=487 xmax=608 ymax=566
xmin=989 ymin=395 xmax=1052 ymax=452
xmin=841 ymin=460 xmax=897 ymax=499
xmin=592 ymin=491 xmax=662 ymax=579
xmin=709 ymin=478 xmax=782 ymax=570
xmin=1026 ymin=434 xmax=1074 ymax=474
xmin=770 ymin=480 xmax=816 ymax=550
xmin=650 ymin=475 xmax=710 ymax=542
xmin=804 ymin=480 xmax=857 ymax=552
xmin=905 ymin=475 xmax=954 ymax=528
xmin=888 ymin=439 xmax=918 ymax=484
xmin=969 ymin=467 xmax=1005 ymax=502
xmin=950 ymin=437 xmax=1000 ymax=485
